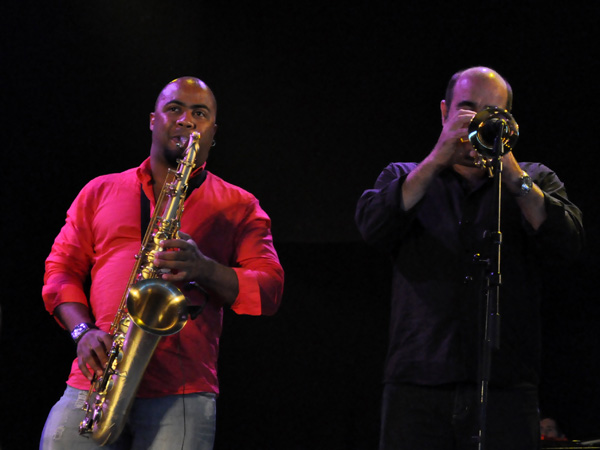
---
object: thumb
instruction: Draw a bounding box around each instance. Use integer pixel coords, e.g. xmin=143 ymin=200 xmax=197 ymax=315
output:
xmin=177 ymin=231 xmax=191 ymax=241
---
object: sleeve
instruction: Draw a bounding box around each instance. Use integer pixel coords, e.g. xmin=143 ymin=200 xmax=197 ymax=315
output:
xmin=42 ymin=183 xmax=97 ymax=321
xmin=525 ymin=163 xmax=585 ymax=264
xmin=354 ymin=162 xmax=419 ymax=250
xmin=229 ymin=199 xmax=284 ymax=317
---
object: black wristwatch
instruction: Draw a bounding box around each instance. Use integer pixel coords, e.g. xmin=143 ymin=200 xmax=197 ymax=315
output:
xmin=71 ymin=322 xmax=95 ymax=344
xmin=518 ymin=171 xmax=533 ymax=196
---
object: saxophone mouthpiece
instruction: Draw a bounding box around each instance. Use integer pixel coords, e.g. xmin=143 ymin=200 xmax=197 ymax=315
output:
xmin=175 ymin=133 xmax=201 ymax=150
xmin=189 ymin=132 xmax=201 ymax=146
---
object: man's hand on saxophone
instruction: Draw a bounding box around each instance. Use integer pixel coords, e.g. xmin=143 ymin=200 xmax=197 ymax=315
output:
xmin=76 ymin=328 xmax=113 ymax=381
xmin=54 ymin=302 xmax=113 ymax=381
xmin=152 ymin=231 xmax=240 ymax=307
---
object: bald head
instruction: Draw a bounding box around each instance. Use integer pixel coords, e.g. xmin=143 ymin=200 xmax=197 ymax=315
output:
xmin=445 ymin=67 xmax=512 ymax=112
xmin=149 ymin=76 xmax=219 ymax=171
xmin=155 ymin=77 xmax=217 ymax=116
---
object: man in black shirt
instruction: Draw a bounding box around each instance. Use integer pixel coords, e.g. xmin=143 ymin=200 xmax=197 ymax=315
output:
xmin=355 ymin=66 xmax=583 ymax=450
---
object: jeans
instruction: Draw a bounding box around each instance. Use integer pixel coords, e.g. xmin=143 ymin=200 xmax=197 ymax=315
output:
xmin=40 ymin=386 xmax=217 ymax=450
xmin=379 ymin=382 xmax=540 ymax=450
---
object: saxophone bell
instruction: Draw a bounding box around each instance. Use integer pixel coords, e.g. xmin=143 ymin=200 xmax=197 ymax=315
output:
xmin=127 ymin=279 xmax=188 ymax=336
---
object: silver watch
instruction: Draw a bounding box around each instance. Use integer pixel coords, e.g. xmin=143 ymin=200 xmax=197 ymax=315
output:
xmin=71 ymin=322 xmax=95 ymax=344
xmin=519 ymin=171 xmax=533 ymax=196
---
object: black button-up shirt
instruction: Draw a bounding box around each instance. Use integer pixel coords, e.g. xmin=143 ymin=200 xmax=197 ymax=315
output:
xmin=355 ymin=162 xmax=584 ymax=387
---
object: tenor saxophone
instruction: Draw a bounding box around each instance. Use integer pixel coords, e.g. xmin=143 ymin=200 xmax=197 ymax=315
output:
xmin=79 ymin=132 xmax=201 ymax=445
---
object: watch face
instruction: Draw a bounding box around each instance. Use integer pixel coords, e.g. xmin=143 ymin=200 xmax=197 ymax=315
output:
xmin=520 ymin=173 xmax=533 ymax=194
xmin=72 ymin=323 xmax=89 ymax=341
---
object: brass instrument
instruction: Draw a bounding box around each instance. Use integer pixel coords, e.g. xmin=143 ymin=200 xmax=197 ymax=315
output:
xmin=468 ymin=106 xmax=519 ymax=171
xmin=79 ymin=132 xmax=201 ymax=445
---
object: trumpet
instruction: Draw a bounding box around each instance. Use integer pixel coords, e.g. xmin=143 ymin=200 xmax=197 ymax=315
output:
xmin=466 ymin=106 xmax=519 ymax=169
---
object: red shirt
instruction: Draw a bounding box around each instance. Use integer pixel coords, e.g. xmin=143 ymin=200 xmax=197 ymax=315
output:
xmin=42 ymin=158 xmax=284 ymax=397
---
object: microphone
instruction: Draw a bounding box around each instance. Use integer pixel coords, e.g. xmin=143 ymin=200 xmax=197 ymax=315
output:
xmin=477 ymin=118 xmax=509 ymax=151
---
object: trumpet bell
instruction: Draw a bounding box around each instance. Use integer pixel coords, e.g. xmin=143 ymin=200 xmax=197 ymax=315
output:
xmin=468 ymin=106 xmax=519 ymax=159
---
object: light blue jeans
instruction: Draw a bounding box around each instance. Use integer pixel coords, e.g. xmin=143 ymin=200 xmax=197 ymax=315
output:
xmin=40 ymin=386 xmax=216 ymax=450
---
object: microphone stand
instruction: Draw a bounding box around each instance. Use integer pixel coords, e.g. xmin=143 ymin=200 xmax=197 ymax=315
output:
xmin=476 ymin=131 xmax=505 ymax=450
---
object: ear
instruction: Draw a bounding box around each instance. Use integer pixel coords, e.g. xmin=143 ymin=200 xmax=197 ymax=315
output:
xmin=149 ymin=112 xmax=155 ymax=131
xmin=440 ymin=100 xmax=448 ymax=126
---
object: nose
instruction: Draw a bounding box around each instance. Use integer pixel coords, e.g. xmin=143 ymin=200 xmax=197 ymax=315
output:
xmin=177 ymin=111 xmax=195 ymax=129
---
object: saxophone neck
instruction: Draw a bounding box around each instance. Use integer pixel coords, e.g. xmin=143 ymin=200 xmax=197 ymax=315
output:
xmin=151 ymin=132 xmax=201 ymax=198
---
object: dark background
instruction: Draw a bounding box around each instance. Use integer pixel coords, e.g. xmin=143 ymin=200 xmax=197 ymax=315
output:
xmin=1 ymin=1 xmax=598 ymax=449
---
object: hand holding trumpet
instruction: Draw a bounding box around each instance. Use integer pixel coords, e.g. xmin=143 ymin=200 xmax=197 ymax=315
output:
xmin=400 ymin=106 xmax=520 ymax=211
xmin=430 ymin=108 xmax=479 ymax=170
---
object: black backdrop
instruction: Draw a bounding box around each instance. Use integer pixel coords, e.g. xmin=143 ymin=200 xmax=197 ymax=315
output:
xmin=1 ymin=2 xmax=599 ymax=449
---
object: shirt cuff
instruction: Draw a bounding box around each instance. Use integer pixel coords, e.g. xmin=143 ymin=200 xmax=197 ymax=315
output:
xmin=230 ymin=268 xmax=262 ymax=315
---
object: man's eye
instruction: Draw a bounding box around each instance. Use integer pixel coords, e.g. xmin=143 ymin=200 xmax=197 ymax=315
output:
xmin=193 ymin=110 xmax=206 ymax=117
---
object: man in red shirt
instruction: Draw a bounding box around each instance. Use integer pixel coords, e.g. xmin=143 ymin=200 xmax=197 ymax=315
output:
xmin=41 ymin=77 xmax=284 ymax=449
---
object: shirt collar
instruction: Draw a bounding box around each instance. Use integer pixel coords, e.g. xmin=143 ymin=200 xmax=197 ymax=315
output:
xmin=136 ymin=157 xmax=207 ymax=187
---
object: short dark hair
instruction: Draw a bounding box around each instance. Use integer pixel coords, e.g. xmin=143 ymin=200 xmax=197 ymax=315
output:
xmin=444 ymin=67 xmax=513 ymax=112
